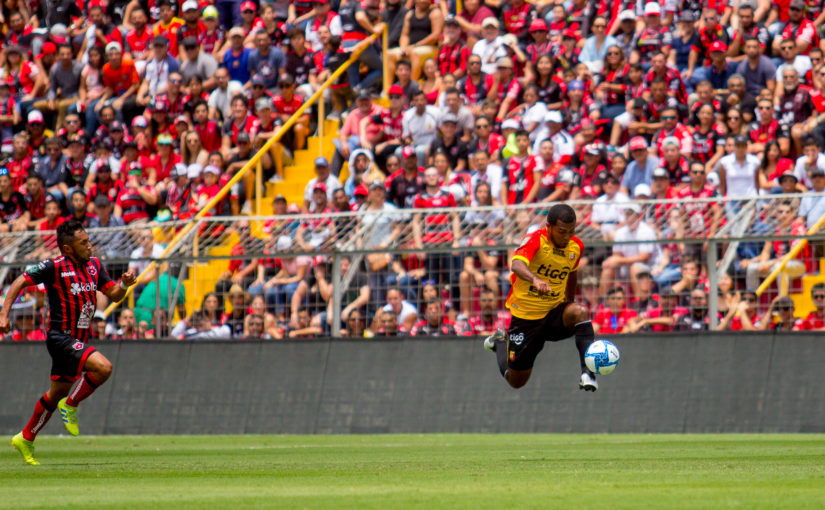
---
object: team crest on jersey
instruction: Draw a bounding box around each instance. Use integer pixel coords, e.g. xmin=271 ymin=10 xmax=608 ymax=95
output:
xmin=87 ymin=263 xmax=97 ymax=276
xmin=72 ymin=341 xmax=85 ymax=350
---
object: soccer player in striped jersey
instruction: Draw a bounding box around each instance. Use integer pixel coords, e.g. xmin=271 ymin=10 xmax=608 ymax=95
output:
xmin=1 ymin=220 xmax=136 ymax=465
xmin=483 ymin=203 xmax=598 ymax=391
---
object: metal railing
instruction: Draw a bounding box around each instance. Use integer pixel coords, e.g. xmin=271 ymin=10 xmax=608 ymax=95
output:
xmin=4 ymin=194 xmax=825 ymax=337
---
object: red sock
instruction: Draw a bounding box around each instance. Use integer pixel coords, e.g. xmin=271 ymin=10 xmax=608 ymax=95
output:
xmin=65 ymin=373 xmax=101 ymax=407
xmin=22 ymin=394 xmax=55 ymax=441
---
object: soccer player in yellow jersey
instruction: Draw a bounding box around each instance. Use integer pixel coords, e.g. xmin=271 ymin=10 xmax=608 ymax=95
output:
xmin=483 ymin=203 xmax=599 ymax=391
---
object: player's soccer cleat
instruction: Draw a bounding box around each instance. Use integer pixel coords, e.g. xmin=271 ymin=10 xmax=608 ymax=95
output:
xmin=57 ymin=398 xmax=79 ymax=436
xmin=579 ymin=372 xmax=598 ymax=392
xmin=484 ymin=329 xmax=505 ymax=352
xmin=11 ymin=433 xmax=39 ymax=466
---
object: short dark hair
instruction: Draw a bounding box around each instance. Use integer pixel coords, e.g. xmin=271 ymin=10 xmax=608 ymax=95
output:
xmin=57 ymin=219 xmax=85 ymax=251
xmin=397 ymin=59 xmax=411 ymax=70
xmin=546 ymin=203 xmax=576 ymax=225
xmin=812 ymin=283 xmax=825 ymax=296
xmin=514 ymin=129 xmax=529 ymax=139
xmin=608 ymin=286 xmax=625 ymax=297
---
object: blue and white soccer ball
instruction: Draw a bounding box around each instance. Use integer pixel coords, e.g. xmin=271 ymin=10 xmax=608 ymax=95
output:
xmin=584 ymin=340 xmax=620 ymax=375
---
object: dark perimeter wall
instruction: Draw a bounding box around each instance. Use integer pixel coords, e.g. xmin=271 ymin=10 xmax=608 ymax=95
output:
xmin=2 ymin=333 xmax=824 ymax=435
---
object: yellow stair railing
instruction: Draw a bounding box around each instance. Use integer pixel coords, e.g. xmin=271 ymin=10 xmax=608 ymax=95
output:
xmin=104 ymin=27 xmax=389 ymax=318
xmin=756 ymin=208 xmax=825 ymax=298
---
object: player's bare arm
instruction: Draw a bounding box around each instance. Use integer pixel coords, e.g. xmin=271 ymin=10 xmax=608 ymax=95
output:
xmin=0 ymin=274 xmax=28 ymax=333
xmin=103 ymin=270 xmax=138 ymax=303
xmin=511 ymin=258 xmax=550 ymax=294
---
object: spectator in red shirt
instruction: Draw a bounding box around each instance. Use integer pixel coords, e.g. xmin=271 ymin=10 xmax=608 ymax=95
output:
xmin=799 ymin=283 xmax=825 ymax=330
xmin=467 ymin=288 xmax=511 ymax=336
xmin=99 ymin=42 xmax=141 ymax=125
xmin=114 ymin=165 xmax=159 ymax=224
xmin=273 ymin=73 xmax=309 ymax=150
xmin=593 ymin=286 xmax=638 ymax=334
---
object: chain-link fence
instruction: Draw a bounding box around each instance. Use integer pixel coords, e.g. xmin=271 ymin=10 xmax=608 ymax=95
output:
xmin=2 ymin=194 xmax=824 ymax=339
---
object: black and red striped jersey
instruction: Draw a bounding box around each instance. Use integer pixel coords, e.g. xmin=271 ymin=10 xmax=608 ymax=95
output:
xmin=23 ymin=256 xmax=116 ymax=342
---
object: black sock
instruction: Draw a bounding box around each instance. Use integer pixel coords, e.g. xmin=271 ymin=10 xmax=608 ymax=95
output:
xmin=575 ymin=320 xmax=595 ymax=375
xmin=495 ymin=340 xmax=508 ymax=377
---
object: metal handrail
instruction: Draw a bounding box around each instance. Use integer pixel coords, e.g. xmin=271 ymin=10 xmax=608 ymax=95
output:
xmin=102 ymin=29 xmax=386 ymax=318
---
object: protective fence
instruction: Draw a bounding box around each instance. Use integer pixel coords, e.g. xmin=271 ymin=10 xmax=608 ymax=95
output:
xmin=2 ymin=332 xmax=824 ymax=435
xmin=1 ymin=194 xmax=824 ymax=339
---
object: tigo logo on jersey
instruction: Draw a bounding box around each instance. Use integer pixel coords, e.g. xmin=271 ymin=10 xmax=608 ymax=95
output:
xmin=70 ymin=282 xmax=97 ymax=295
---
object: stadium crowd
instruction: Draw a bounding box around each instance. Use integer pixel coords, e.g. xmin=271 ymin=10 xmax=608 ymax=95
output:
xmin=3 ymin=0 xmax=825 ymax=340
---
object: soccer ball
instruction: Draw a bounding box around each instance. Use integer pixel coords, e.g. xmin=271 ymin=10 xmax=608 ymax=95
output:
xmin=584 ymin=340 xmax=620 ymax=375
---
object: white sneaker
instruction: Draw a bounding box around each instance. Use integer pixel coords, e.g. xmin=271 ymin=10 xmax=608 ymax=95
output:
xmin=483 ymin=329 xmax=505 ymax=352
xmin=579 ymin=372 xmax=598 ymax=392
xmin=268 ymin=174 xmax=283 ymax=183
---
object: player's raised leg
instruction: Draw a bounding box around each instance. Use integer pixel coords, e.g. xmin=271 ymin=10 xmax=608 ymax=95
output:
xmin=563 ymin=302 xmax=598 ymax=391
xmin=58 ymin=352 xmax=113 ymax=436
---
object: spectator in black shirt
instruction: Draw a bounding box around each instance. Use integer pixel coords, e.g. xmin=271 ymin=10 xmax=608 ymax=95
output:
xmin=430 ymin=114 xmax=468 ymax=171
xmin=0 ymin=167 xmax=29 ymax=232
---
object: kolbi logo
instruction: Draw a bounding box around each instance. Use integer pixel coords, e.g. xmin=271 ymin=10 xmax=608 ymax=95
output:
xmin=70 ymin=282 xmax=97 ymax=295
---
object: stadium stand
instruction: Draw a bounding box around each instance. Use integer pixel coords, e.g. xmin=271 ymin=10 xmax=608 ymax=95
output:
xmin=3 ymin=0 xmax=825 ymax=340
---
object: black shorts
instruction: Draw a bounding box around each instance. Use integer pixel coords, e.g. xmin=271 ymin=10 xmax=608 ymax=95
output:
xmin=506 ymin=301 xmax=575 ymax=371
xmin=46 ymin=330 xmax=96 ymax=383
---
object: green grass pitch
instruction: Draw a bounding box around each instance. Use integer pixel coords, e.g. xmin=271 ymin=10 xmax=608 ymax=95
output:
xmin=2 ymin=434 xmax=825 ymax=509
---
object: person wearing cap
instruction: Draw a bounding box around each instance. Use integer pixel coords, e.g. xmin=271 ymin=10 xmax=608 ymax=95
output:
xmin=113 ymin=159 xmax=158 ymax=224
xmin=797 ymin=165 xmax=825 ymax=230
xmin=776 ymin=0 xmax=817 ymax=55
xmin=578 ymin=16 xmax=616 ymax=72
xmin=431 ymin=113 xmax=469 ymax=172
xmin=493 ymin=55 xmax=523 ymax=120
xmin=99 ymin=41 xmax=141 ymax=124
xmin=179 ymin=35 xmax=219 ymax=91
xmin=272 ymin=73 xmax=310 ymax=150
xmin=386 ymin=146 xmax=425 ymax=207
xmin=222 ymin=26 xmax=254 ymax=84
xmin=303 ymin=156 xmax=342 ymax=212
xmin=692 ymin=40 xmax=736 ymax=93
xmin=176 ymin=1 xmax=205 ymax=56
xmin=137 ymin=34 xmax=180 ymax=105
xmin=635 ymin=3 xmax=668 ymax=62
xmin=621 ymin=136 xmax=658 ymax=197
xmin=437 ymin=16 xmax=470 ymax=79
xmin=473 ymin=17 xmax=507 ymax=75
xmin=757 ymin=295 xmax=801 ymax=330
xmin=600 ymin=201 xmax=659 ymax=297
xmin=611 ymin=10 xmax=639 ymax=56
xmin=533 ymin=109 xmax=575 ymax=163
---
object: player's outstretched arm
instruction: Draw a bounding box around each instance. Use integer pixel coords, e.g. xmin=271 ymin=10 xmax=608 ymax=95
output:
xmin=512 ymin=259 xmax=550 ymax=294
xmin=0 ymin=275 xmax=29 ymax=333
xmin=103 ymin=270 xmax=138 ymax=303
